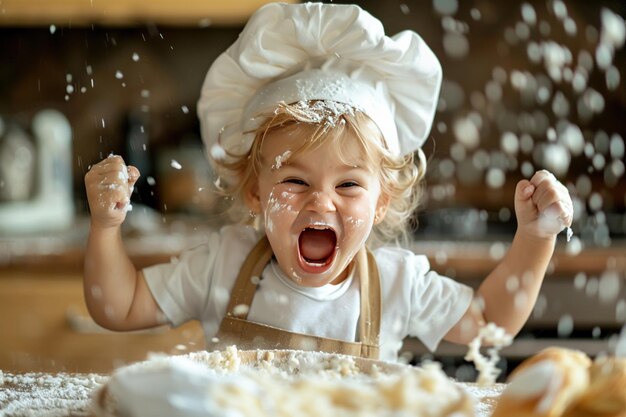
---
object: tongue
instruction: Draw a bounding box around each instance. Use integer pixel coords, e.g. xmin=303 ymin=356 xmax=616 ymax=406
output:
xmin=299 ymin=229 xmax=336 ymax=262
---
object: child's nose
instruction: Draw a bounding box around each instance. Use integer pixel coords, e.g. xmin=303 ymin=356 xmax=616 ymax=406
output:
xmin=305 ymin=191 xmax=336 ymax=213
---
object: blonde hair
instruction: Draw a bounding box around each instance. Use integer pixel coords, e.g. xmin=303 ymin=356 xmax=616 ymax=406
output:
xmin=212 ymin=101 xmax=427 ymax=245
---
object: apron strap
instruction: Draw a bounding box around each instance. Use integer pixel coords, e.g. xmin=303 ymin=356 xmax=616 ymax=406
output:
xmin=224 ymin=237 xmax=273 ymax=319
xmin=357 ymin=248 xmax=381 ymax=349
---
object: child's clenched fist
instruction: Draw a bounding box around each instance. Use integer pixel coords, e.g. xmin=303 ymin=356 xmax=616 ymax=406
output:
xmin=85 ymin=155 xmax=140 ymax=228
xmin=514 ymin=170 xmax=573 ymax=240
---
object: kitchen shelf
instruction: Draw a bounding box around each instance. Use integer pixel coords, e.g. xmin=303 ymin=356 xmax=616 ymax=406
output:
xmin=0 ymin=0 xmax=296 ymax=27
xmin=403 ymin=337 xmax=616 ymax=360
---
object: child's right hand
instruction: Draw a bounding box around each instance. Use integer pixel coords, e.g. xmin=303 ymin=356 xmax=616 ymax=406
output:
xmin=85 ymin=155 xmax=140 ymax=228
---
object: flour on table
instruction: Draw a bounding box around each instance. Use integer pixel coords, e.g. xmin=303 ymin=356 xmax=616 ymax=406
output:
xmin=0 ymin=371 xmax=106 ymax=417
xmin=96 ymin=346 xmax=478 ymax=417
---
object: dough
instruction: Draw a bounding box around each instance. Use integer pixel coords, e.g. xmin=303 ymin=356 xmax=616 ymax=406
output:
xmin=491 ymin=347 xmax=591 ymax=417
xmin=96 ymin=347 xmax=476 ymax=417
xmin=565 ymin=356 xmax=626 ymax=417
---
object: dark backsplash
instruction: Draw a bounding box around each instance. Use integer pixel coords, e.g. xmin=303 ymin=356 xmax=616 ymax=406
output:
xmin=1 ymin=0 xmax=625 ymax=241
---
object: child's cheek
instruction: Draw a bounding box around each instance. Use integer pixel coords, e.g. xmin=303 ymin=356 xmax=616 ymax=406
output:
xmin=263 ymin=190 xmax=297 ymax=234
xmin=345 ymin=216 xmax=366 ymax=232
xmin=344 ymin=198 xmax=374 ymax=233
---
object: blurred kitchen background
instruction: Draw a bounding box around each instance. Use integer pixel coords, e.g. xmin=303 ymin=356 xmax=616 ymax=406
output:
xmin=0 ymin=0 xmax=625 ymax=380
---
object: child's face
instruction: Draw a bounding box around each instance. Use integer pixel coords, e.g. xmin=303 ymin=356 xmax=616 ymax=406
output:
xmin=247 ymin=126 xmax=388 ymax=287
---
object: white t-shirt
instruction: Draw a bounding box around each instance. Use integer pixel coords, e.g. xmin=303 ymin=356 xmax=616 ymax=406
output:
xmin=143 ymin=225 xmax=473 ymax=362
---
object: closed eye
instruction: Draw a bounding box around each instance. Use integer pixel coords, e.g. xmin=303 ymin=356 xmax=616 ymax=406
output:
xmin=337 ymin=181 xmax=359 ymax=188
xmin=283 ymin=178 xmax=308 ymax=186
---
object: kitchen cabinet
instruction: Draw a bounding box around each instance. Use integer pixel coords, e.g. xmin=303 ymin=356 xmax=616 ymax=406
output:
xmin=0 ymin=270 xmax=205 ymax=373
xmin=0 ymin=0 xmax=296 ymax=26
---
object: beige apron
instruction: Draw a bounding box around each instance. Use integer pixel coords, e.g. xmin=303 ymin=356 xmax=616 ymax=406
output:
xmin=214 ymin=237 xmax=381 ymax=359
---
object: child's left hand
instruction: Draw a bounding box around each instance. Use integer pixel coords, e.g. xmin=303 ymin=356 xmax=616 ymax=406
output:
xmin=514 ymin=170 xmax=573 ymax=240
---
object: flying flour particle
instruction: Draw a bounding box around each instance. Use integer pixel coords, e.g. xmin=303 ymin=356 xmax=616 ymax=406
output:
xmin=465 ymin=323 xmax=513 ymax=386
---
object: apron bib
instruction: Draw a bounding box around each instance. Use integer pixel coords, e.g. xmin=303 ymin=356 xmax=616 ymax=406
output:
xmin=214 ymin=237 xmax=381 ymax=359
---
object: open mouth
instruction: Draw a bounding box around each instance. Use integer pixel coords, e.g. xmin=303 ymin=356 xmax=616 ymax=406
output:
xmin=297 ymin=227 xmax=337 ymax=269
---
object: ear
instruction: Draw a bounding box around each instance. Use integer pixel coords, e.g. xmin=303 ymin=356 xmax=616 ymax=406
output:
xmin=244 ymin=182 xmax=262 ymax=215
xmin=374 ymin=193 xmax=391 ymax=224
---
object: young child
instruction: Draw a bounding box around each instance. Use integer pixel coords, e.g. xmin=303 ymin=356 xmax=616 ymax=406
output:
xmin=84 ymin=3 xmax=573 ymax=362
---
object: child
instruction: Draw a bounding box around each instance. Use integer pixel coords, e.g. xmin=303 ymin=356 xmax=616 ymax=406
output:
xmin=84 ymin=2 xmax=573 ymax=362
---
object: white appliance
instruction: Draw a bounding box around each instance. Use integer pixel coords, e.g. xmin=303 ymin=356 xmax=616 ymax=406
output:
xmin=0 ymin=109 xmax=74 ymax=234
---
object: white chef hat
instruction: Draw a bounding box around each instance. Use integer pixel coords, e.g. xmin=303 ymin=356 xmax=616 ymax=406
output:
xmin=197 ymin=2 xmax=442 ymax=162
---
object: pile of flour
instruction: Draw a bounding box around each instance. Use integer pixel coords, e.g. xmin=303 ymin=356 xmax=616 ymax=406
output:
xmin=97 ymin=346 xmax=478 ymax=417
xmin=0 ymin=346 xmax=505 ymax=416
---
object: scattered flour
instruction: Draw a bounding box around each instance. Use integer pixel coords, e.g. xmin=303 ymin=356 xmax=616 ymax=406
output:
xmin=464 ymin=323 xmax=513 ymax=386
xmin=209 ymin=143 xmax=226 ymax=161
xmin=462 ymin=383 xmax=506 ymax=417
xmin=117 ymin=168 xmax=129 ymax=182
xmin=0 ymin=371 xmax=106 ymax=417
xmin=0 ymin=348 xmax=505 ymax=417
xmin=272 ymin=150 xmax=292 ymax=170
xmin=288 ymin=100 xmax=358 ymax=132
xmin=213 ymin=176 xmax=223 ymax=191
xmin=95 ymin=347 xmax=481 ymax=417
xmin=232 ymin=304 xmax=250 ymax=317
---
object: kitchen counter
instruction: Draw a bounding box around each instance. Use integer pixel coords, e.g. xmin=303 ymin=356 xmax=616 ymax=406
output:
xmin=0 ymin=214 xmax=214 ymax=272
xmin=0 ymin=215 xmax=212 ymax=373
xmin=412 ymin=238 xmax=626 ymax=279
xmin=2 ymin=215 xmax=624 ymax=278
xmin=0 ymin=268 xmax=205 ymax=374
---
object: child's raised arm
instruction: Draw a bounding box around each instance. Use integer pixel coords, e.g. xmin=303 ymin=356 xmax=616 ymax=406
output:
xmin=445 ymin=170 xmax=573 ymax=343
xmin=83 ymin=155 xmax=164 ymax=331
